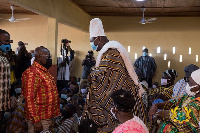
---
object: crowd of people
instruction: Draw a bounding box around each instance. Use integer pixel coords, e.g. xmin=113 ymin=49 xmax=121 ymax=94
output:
xmin=0 ymin=17 xmax=200 ymax=133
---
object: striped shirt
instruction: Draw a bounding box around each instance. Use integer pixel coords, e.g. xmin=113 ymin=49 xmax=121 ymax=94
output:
xmin=0 ymin=51 xmax=11 ymax=111
xmin=172 ymin=78 xmax=187 ymax=99
xmin=134 ymin=55 xmax=157 ymax=79
xmin=58 ymin=117 xmax=78 ymax=133
xmin=22 ymin=61 xmax=60 ymax=123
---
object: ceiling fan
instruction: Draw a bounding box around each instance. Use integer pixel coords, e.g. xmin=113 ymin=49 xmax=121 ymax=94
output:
xmin=139 ymin=7 xmax=157 ymax=24
xmin=0 ymin=6 xmax=31 ymax=22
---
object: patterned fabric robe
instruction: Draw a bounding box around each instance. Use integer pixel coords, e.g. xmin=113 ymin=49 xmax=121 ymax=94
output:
xmin=158 ymin=95 xmax=200 ymax=133
xmin=83 ymin=41 xmax=146 ymax=133
xmin=134 ymin=55 xmax=157 ymax=80
xmin=149 ymin=85 xmax=174 ymax=102
xmin=0 ymin=51 xmax=11 ymax=111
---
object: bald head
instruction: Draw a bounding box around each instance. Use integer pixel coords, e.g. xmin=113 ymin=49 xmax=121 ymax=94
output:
xmin=34 ymin=46 xmax=52 ymax=69
xmin=35 ymin=46 xmax=49 ymax=57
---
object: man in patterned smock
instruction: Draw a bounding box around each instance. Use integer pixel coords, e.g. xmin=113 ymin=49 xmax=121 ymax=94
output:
xmin=22 ymin=46 xmax=60 ymax=133
xmin=149 ymin=69 xmax=200 ymax=133
xmin=83 ymin=18 xmax=147 ymax=133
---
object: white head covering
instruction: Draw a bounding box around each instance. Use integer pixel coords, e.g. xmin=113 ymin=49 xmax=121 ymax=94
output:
xmin=191 ymin=69 xmax=200 ymax=85
xmin=89 ymin=18 xmax=106 ymax=38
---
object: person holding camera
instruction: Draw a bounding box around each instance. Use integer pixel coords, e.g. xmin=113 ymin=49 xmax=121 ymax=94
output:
xmin=57 ymin=39 xmax=75 ymax=93
xmin=80 ymin=50 xmax=95 ymax=91
xmin=15 ymin=41 xmax=32 ymax=86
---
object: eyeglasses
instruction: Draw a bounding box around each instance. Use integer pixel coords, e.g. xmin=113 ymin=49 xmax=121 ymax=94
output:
xmin=40 ymin=55 xmax=52 ymax=59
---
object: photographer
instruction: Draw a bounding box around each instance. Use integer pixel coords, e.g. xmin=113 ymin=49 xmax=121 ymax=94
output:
xmin=80 ymin=50 xmax=95 ymax=91
xmin=15 ymin=41 xmax=32 ymax=86
xmin=57 ymin=39 xmax=75 ymax=93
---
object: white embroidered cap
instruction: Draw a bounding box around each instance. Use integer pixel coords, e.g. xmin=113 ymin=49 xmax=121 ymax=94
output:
xmin=191 ymin=69 xmax=200 ymax=85
xmin=89 ymin=18 xmax=106 ymax=38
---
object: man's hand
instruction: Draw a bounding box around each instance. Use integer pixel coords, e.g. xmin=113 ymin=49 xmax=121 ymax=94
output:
xmin=148 ymin=104 xmax=158 ymax=126
xmin=10 ymin=96 xmax=17 ymax=109
xmin=34 ymin=121 xmax=43 ymax=132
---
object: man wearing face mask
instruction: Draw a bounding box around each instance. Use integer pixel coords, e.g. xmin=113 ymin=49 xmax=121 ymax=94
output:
xmin=149 ymin=69 xmax=200 ymax=133
xmin=149 ymin=69 xmax=178 ymax=103
xmin=0 ymin=29 xmax=14 ymax=129
xmin=21 ymin=46 xmax=60 ymax=133
xmin=134 ymin=48 xmax=157 ymax=88
xmin=83 ymin=18 xmax=146 ymax=133
xmin=172 ymin=64 xmax=199 ymax=99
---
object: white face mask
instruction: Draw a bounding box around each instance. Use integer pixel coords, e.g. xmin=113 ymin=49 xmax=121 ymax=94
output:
xmin=161 ymin=79 xmax=168 ymax=86
xmin=81 ymin=88 xmax=87 ymax=94
xmin=110 ymin=108 xmax=117 ymax=119
xmin=152 ymin=85 xmax=157 ymax=89
xmin=186 ymin=84 xmax=198 ymax=96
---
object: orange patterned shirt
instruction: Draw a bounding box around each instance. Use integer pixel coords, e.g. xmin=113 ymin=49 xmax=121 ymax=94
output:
xmin=22 ymin=61 xmax=60 ymax=123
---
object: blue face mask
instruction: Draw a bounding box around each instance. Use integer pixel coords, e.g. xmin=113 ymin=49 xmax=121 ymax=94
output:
xmin=15 ymin=88 xmax=21 ymax=94
xmin=31 ymin=53 xmax=35 ymax=57
xmin=143 ymin=52 xmax=148 ymax=56
xmin=60 ymin=104 xmax=63 ymax=109
xmin=61 ymin=94 xmax=68 ymax=100
xmin=0 ymin=44 xmax=11 ymax=52
xmin=90 ymin=42 xmax=98 ymax=51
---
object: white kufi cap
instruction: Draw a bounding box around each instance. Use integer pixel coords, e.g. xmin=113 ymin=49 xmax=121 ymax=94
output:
xmin=191 ymin=69 xmax=200 ymax=85
xmin=89 ymin=18 xmax=105 ymax=38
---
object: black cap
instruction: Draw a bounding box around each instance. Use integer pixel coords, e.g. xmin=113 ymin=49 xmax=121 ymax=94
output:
xmin=88 ymin=50 xmax=94 ymax=54
xmin=184 ymin=64 xmax=199 ymax=78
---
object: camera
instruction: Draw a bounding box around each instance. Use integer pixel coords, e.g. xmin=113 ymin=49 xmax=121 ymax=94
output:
xmin=61 ymin=39 xmax=71 ymax=44
xmin=86 ymin=55 xmax=92 ymax=60
xmin=18 ymin=41 xmax=28 ymax=46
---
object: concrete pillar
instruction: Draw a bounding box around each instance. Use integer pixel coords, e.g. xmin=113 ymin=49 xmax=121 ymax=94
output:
xmin=47 ymin=17 xmax=58 ymax=81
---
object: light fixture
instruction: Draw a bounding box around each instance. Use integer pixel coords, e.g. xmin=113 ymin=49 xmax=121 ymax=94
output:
xmin=164 ymin=54 xmax=167 ymax=60
xmin=149 ymin=53 xmax=152 ymax=56
xmin=157 ymin=47 xmax=160 ymax=53
xmin=143 ymin=46 xmax=145 ymax=50
xmin=141 ymin=18 xmax=146 ymax=24
xmin=179 ymin=55 xmax=182 ymax=62
xmin=135 ymin=53 xmax=137 ymax=59
xmin=196 ymin=55 xmax=198 ymax=62
xmin=128 ymin=46 xmax=130 ymax=52
xmin=189 ymin=47 xmax=191 ymax=55
xmin=173 ymin=47 xmax=176 ymax=54
xmin=168 ymin=61 xmax=171 ymax=68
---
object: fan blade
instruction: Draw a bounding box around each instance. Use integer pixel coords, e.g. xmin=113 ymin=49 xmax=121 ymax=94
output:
xmin=0 ymin=18 xmax=10 ymax=20
xmin=16 ymin=18 xmax=31 ymax=21
xmin=146 ymin=18 xmax=157 ymax=22
xmin=146 ymin=21 xmax=153 ymax=24
xmin=139 ymin=22 xmax=146 ymax=24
